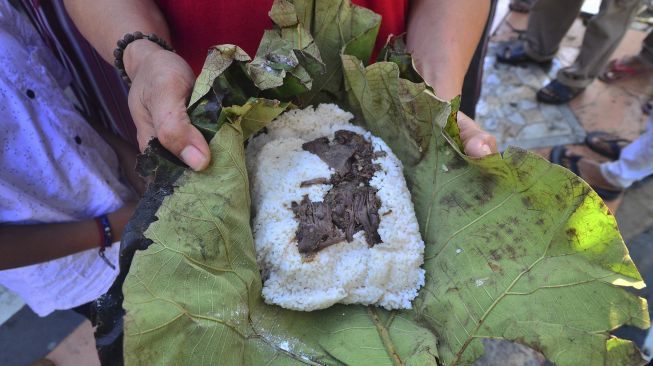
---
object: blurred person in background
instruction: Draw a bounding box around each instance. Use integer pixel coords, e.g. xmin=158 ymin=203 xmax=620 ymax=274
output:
xmin=600 ymin=30 xmax=653 ymax=115
xmin=549 ymin=117 xmax=653 ymax=200
xmin=498 ymin=0 xmax=643 ymax=104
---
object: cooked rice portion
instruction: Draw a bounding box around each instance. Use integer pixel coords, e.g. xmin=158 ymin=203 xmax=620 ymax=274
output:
xmin=247 ymin=104 xmax=425 ymax=311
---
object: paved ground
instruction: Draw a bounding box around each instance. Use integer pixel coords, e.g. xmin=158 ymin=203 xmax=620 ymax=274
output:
xmin=0 ymin=307 xmax=84 ymax=365
xmin=477 ymin=45 xmax=586 ymax=151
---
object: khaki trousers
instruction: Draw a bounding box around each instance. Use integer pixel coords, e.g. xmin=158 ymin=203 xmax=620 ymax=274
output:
xmin=524 ymin=0 xmax=643 ymax=88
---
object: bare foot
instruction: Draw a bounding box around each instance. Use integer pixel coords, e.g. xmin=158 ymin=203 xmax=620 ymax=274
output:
xmin=570 ymin=152 xmax=620 ymax=191
xmin=551 ymin=146 xmax=623 ymax=201
xmin=585 ymin=131 xmax=629 ymax=160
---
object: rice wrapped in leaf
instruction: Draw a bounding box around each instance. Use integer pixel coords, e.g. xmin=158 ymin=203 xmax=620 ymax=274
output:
xmin=247 ymin=104 xmax=425 ymax=311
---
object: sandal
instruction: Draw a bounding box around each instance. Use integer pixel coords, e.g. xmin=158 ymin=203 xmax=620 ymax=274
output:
xmin=643 ymin=98 xmax=653 ymax=115
xmin=584 ymin=131 xmax=630 ymax=160
xmin=496 ymin=41 xmax=551 ymax=66
xmin=599 ymin=57 xmax=653 ymax=83
xmin=536 ymin=79 xmax=583 ymax=104
xmin=550 ymin=146 xmax=622 ymax=201
xmin=509 ymin=0 xmax=534 ymax=13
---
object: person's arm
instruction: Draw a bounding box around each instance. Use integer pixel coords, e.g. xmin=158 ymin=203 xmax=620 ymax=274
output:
xmin=406 ymin=0 xmax=497 ymax=157
xmin=0 ymin=203 xmax=135 ymax=270
xmin=63 ymin=0 xmax=210 ymax=171
xmin=407 ymin=0 xmax=490 ymax=101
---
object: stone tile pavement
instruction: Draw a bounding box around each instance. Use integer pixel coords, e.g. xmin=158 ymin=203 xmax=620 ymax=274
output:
xmin=477 ymin=51 xmax=586 ymax=151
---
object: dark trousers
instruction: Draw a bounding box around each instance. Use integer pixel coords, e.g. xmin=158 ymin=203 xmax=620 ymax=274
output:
xmin=460 ymin=0 xmax=498 ymax=119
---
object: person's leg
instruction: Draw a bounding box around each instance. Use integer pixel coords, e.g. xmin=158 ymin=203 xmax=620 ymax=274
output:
xmin=557 ymin=0 xmax=644 ymax=89
xmin=524 ymin=0 xmax=585 ymax=61
xmin=601 ymin=117 xmax=653 ymax=188
xmin=598 ymin=30 xmax=653 ymax=83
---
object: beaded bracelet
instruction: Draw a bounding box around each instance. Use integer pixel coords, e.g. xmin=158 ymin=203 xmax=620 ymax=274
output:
xmin=113 ymin=32 xmax=174 ymax=85
xmin=95 ymin=214 xmax=116 ymax=269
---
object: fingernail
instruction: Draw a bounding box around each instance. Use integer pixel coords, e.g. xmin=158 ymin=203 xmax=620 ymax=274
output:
xmin=181 ymin=145 xmax=209 ymax=171
xmin=481 ymin=144 xmax=492 ymax=156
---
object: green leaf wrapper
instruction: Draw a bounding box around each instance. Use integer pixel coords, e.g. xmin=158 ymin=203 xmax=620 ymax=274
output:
xmin=121 ymin=1 xmax=650 ymax=365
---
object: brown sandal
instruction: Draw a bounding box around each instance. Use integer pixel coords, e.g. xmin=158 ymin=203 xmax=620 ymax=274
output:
xmin=584 ymin=131 xmax=630 ymax=160
xmin=550 ymin=146 xmax=623 ymax=201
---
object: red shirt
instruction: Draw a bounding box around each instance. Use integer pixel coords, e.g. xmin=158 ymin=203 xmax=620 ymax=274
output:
xmin=155 ymin=0 xmax=407 ymax=75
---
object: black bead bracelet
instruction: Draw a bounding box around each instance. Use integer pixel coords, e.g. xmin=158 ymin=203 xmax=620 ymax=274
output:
xmin=113 ymin=32 xmax=174 ymax=85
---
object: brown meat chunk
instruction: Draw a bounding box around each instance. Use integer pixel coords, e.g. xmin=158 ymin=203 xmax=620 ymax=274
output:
xmin=292 ymin=130 xmax=382 ymax=256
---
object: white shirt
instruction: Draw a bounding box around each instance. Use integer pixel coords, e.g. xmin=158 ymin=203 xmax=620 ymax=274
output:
xmin=0 ymin=2 xmax=132 ymax=316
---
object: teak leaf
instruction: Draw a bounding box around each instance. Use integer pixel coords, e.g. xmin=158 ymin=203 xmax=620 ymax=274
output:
xmin=122 ymin=1 xmax=650 ymax=365
xmin=341 ymin=54 xmax=648 ymax=365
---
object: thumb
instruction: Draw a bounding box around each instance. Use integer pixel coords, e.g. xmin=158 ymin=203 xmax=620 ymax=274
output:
xmin=457 ymin=111 xmax=497 ymax=158
xmin=150 ymin=96 xmax=211 ymax=171
xmin=464 ymin=135 xmax=494 ymax=157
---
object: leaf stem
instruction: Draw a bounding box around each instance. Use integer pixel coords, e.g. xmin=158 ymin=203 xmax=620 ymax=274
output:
xmin=368 ymin=308 xmax=405 ymax=366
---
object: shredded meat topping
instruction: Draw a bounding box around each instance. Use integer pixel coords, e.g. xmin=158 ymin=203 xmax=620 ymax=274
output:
xmin=293 ymin=130 xmax=382 ymax=255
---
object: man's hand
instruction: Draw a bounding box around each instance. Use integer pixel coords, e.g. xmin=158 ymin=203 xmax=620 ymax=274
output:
xmin=125 ymin=41 xmax=210 ymax=171
xmin=457 ymin=111 xmax=497 ymax=157
xmin=62 ymin=0 xmax=209 ymax=167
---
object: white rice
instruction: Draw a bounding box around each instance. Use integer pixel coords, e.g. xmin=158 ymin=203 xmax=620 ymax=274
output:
xmin=247 ymin=104 xmax=425 ymax=311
